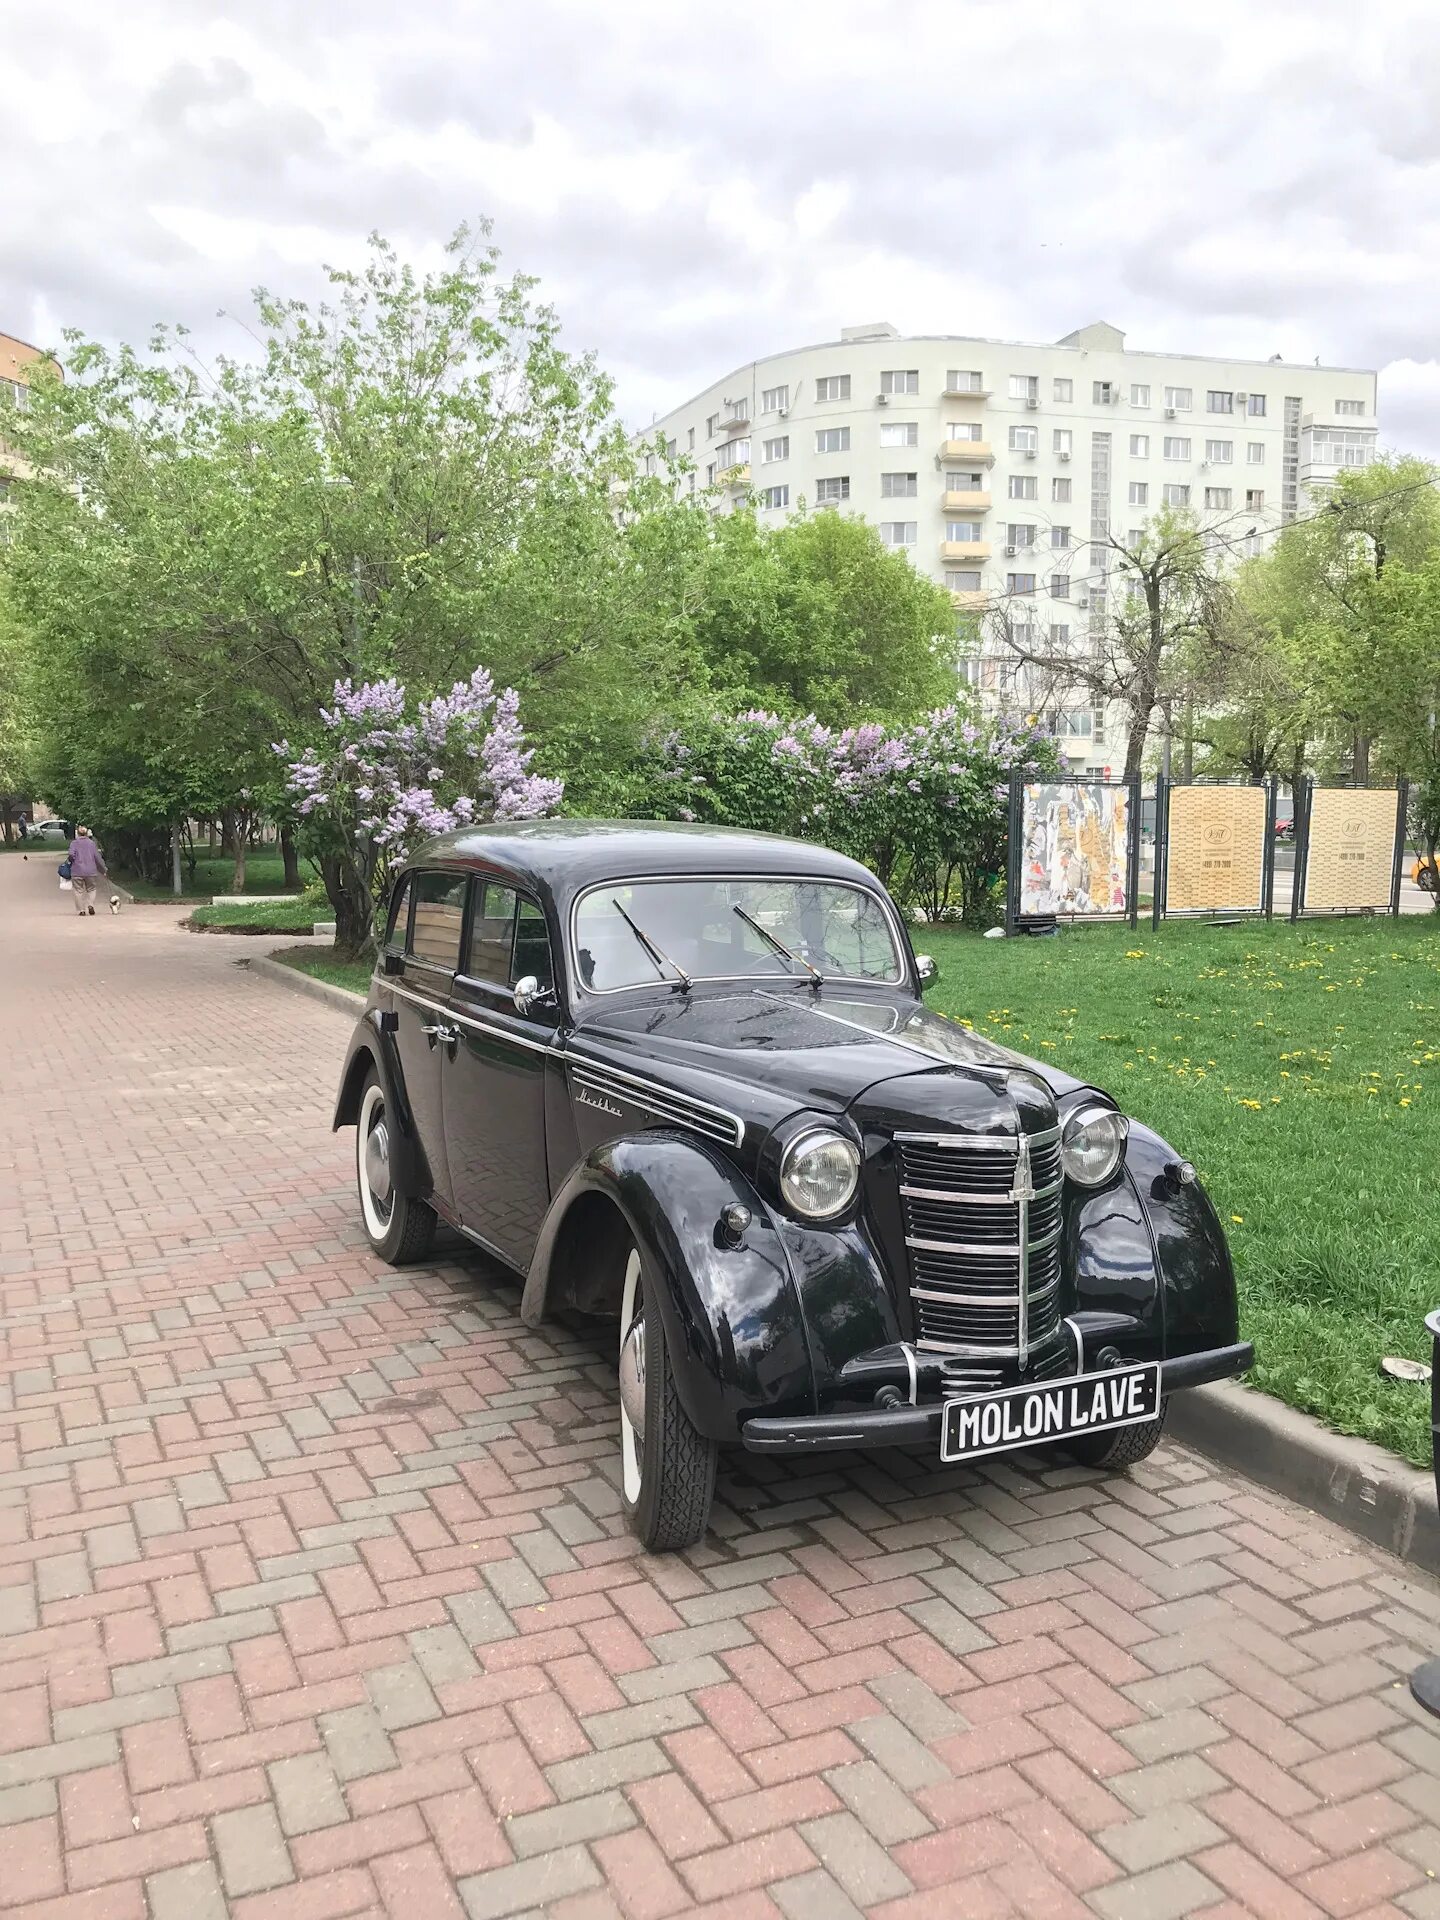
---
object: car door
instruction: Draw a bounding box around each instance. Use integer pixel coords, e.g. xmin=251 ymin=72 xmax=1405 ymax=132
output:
xmin=442 ymin=879 xmax=559 ymax=1270
xmin=391 ymin=866 xmax=470 ymax=1214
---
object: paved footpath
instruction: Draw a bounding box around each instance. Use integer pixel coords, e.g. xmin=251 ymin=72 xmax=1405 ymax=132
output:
xmin=3 ymin=852 xmax=1440 ymax=1920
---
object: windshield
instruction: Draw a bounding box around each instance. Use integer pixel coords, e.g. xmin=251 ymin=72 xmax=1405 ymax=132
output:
xmin=572 ymin=878 xmax=904 ymax=993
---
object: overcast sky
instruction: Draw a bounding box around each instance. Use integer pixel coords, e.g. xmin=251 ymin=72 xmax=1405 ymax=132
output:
xmin=8 ymin=0 xmax=1440 ymax=452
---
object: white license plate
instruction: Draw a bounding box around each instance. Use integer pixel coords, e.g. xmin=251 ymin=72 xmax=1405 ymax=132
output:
xmin=940 ymin=1362 xmax=1161 ymax=1464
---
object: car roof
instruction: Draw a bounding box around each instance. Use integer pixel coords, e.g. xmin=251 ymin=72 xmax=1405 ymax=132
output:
xmin=406 ymin=819 xmax=885 ymax=900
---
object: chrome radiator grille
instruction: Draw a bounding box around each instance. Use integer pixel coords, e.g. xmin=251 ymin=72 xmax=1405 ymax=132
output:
xmin=896 ymin=1127 xmax=1063 ymax=1364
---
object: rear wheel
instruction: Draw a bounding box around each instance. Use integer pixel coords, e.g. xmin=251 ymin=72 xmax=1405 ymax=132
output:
xmin=1067 ymin=1399 xmax=1169 ymax=1469
xmin=356 ymin=1071 xmax=435 ymax=1265
xmin=618 ymin=1248 xmax=716 ymax=1551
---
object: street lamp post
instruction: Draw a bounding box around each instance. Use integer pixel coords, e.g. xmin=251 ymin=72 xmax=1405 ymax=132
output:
xmin=1412 ymin=1308 xmax=1440 ymax=1715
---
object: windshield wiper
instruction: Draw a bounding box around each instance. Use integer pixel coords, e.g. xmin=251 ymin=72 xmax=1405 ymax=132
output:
xmin=611 ymin=898 xmax=692 ymax=991
xmin=732 ymin=904 xmax=824 ymax=986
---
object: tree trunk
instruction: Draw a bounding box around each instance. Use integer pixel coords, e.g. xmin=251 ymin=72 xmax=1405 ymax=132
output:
xmin=280 ymin=824 xmax=301 ymax=890
xmin=320 ymin=852 xmax=375 ymax=961
xmin=208 ymin=818 xmax=218 ymax=852
xmin=222 ymin=809 xmax=246 ymax=892
xmin=0 ymin=799 xmax=14 ymax=846
xmin=1353 ymin=734 xmax=1371 ymax=785
xmin=171 ymin=824 xmax=183 ymax=897
xmin=1181 ymin=703 xmax=1195 ymax=785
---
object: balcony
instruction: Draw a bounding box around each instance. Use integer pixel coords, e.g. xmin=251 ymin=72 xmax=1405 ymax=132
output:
xmin=723 ymin=464 xmax=751 ymax=490
xmin=941 ymin=439 xmax=993 ymax=463
xmin=717 ymin=410 xmax=750 ymax=437
xmin=941 ymin=540 xmax=991 ymax=562
xmin=950 ymin=589 xmax=989 ymax=611
xmin=942 ymin=490 xmax=991 ymax=513
xmin=942 ymin=381 xmax=990 ymax=400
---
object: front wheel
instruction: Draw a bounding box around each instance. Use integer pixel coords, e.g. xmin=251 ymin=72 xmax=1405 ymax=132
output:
xmin=618 ymin=1249 xmax=717 ymax=1551
xmin=356 ymin=1071 xmax=436 ymax=1265
xmin=1067 ymin=1398 xmax=1169 ymax=1469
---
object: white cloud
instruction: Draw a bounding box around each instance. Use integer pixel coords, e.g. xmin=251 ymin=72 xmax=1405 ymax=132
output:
xmin=5 ymin=0 xmax=1440 ymax=451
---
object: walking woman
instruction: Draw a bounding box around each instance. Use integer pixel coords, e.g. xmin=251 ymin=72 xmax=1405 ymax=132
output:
xmin=67 ymin=826 xmax=108 ymax=916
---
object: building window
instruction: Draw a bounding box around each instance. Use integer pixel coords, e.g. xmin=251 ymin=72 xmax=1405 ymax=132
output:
xmin=687 ymin=472 xmax=696 ymax=494
xmin=815 ymin=427 xmax=850 ymax=454
xmin=762 ymin=435 xmax=789 ymax=463
xmin=1335 ymin=398 xmax=1366 ymax=417
xmin=945 ymin=569 xmax=983 ymax=590
xmin=1205 ymin=439 xmax=1233 ymax=463
xmin=1163 ymin=483 xmax=1191 ymax=506
xmin=1204 ymin=487 xmax=1232 ymax=509
xmin=1050 ymin=573 xmax=1070 ymax=598
xmin=760 ymin=485 xmax=789 ymax=509
xmin=760 ymin=384 xmax=789 ymax=413
xmin=705 ymin=462 xmax=716 ymax=485
xmin=880 ymin=521 xmax=918 ymax=547
xmin=642 ymin=453 xmax=656 ymax=476
xmin=1307 ymin=427 xmax=1374 ymax=468
xmin=1164 ymin=386 xmax=1192 ymax=410
xmin=945 ymin=469 xmax=984 ymax=490
xmin=1247 ymin=441 xmax=1265 ymax=464
xmin=1207 ymin=390 xmax=1234 ymax=413
xmin=1130 ymin=433 xmax=1149 ymax=458
xmin=687 ymin=427 xmax=695 ymax=450
xmin=1008 ymin=474 xmax=1037 ymax=500
xmin=1092 ymin=380 xmax=1115 ymax=404
xmin=1163 ymin=436 xmax=1191 ymax=460
xmin=1053 ymin=377 xmax=1073 ymax=402
xmin=1053 ymin=428 xmax=1072 ymax=456
xmin=1009 ymin=374 xmax=1039 ymax=401
xmin=1051 ymin=525 xmax=1071 ymax=549
xmin=881 ymin=472 xmax=918 ymax=496
xmin=1131 ymin=383 xmax=1151 ymax=407
xmin=1052 ymin=477 xmax=1072 ymax=504
xmin=715 ymin=438 xmax=749 ymax=471
xmin=706 ymin=413 xmax=719 ymax=437
xmin=880 ymin=421 xmax=919 ymax=446
xmin=665 ymin=437 xmax=677 ymax=459
xmin=946 ymin=369 xmax=984 ymax=392
xmin=815 ymin=375 xmax=851 ymax=402
xmin=1008 ymin=425 xmax=1038 ymax=453
xmin=1006 ymin=523 xmax=1036 ymax=547
xmin=1128 ymin=527 xmax=1146 ymax=547
xmin=1247 ymin=394 xmax=1267 ymax=417
xmin=815 ymin=476 xmax=850 ymax=503
xmin=1246 ymin=489 xmax=1264 ymax=510
xmin=880 ymin=369 xmax=919 ymax=395
xmin=946 ymin=420 xmax=982 ymax=442
xmin=946 ymin=520 xmax=983 ymax=542
xmin=1128 ymin=481 xmax=1149 ymax=506
xmin=1007 ymin=573 xmax=1037 ymax=594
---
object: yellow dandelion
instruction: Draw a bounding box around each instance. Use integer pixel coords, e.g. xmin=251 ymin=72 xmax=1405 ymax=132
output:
xmin=1400 ymin=1097 xmax=1412 ymax=1108
xmin=1231 ymin=1214 xmax=1244 ymax=1224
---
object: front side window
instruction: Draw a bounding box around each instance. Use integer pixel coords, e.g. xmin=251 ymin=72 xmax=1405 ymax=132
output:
xmin=815 ymin=476 xmax=850 ymax=503
xmin=465 ymin=884 xmax=554 ymax=991
xmin=386 ymin=875 xmax=413 ymax=948
xmin=880 ymin=369 xmax=919 ymax=394
xmin=409 ymin=870 xmax=468 ymax=971
xmin=816 ymin=375 xmax=850 ymax=402
xmin=815 ymin=427 xmax=850 ymax=454
xmin=881 ymin=421 xmax=919 ymax=446
xmin=573 ymin=878 xmax=903 ymax=993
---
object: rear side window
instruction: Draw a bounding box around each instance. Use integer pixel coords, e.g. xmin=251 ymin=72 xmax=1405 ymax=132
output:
xmin=409 ymin=870 xmax=467 ymax=970
xmin=385 ymin=875 xmax=412 ymax=948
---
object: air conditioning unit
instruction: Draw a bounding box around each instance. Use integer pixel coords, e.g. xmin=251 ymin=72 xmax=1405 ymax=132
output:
xmin=876 ymin=393 xmax=889 ymax=406
xmin=1164 ymin=407 xmax=1177 ymax=419
xmin=1025 ymin=397 xmax=1039 ymax=410
xmin=1024 ymin=448 xmax=1038 ymax=460
xmin=1235 ymin=392 xmax=1248 ymax=405
xmin=1058 ymin=450 xmax=1071 ymax=462
xmin=778 ymin=408 xmax=789 ymax=418
xmin=1004 ymin=544 xmax=1017 ymax=556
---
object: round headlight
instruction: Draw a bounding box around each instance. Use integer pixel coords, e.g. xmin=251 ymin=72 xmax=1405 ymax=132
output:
xmin=1061 ymin=1103 xmax=1129 ymax=1187
xmin=779 ymin=1129 xmax=861 ymax=1220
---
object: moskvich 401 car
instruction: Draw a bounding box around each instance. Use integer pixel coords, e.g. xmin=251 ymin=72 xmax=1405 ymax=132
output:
xmin=334 ymin=822 xmax=1252 ymax=1549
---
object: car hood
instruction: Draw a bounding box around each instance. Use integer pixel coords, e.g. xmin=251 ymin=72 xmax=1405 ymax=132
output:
xmin=571 ymin=988 xmax=1092 ymax=1116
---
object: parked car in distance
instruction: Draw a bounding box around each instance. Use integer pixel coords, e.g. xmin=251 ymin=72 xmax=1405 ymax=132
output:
xmin=334 ymin=822 xmax=1253 ymax=1550
xmin=1273 ymin=818 xmax=1294 ymax=842
xmin=1414 ymin=856 xmax=1438 ymax=894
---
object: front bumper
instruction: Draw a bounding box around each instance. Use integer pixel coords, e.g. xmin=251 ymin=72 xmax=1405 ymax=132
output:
xmin=740 ymin=1341 xmax=1254 ymax=1454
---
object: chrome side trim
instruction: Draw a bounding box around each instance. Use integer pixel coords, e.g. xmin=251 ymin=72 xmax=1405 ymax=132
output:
xmin=388 ymin=983 xmax=556 ymax=1057
xmin=567 ymin=1058 xmax=744 ymax=1149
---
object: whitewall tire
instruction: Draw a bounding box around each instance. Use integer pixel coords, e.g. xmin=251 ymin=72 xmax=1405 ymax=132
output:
xmin=617 ymin=1247 xmax=717 ymax=1552
xmin=355 ymin=1069 xmax=435 ymax=1265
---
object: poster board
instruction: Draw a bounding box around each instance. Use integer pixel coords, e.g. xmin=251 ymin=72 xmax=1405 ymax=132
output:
xmin=1164 ymin=785 xmax=1268 ymax=914
xmin=1011 ymin=780 xmax=1136 ymax=924
xmin=1298 ymin=785 xmax=1405 ymax=915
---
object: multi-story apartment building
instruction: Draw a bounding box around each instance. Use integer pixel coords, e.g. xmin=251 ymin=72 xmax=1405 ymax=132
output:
xmin=639 ymin=321 xmax=1378 ymax=773
xmin=0 ymin=329 xmax=60 ymax=538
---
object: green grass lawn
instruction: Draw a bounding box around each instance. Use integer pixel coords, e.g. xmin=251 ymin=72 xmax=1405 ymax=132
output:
xmin=924 ymin=914 xmax=1440 ymax=1464
xmin=270 ymin=944 xmax=373 ymax=997
xmin=190 ymin=891 xmax=327 ymax=932
xmin=118 ymin=852 xmax=309 ymax=901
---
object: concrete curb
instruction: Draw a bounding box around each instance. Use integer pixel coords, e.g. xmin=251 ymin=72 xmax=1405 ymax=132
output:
xmin=242 ymin=953 xmax=366 ymax=1020
xmin=1170 ymin=1377 xmax=1440 ymax=1574
xmin=240 ymin=949 xmax=1440 ymax=1573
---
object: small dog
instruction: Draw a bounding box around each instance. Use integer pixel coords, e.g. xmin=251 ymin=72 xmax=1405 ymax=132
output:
xmin=109 ymin=894 xmax=121 ymax=914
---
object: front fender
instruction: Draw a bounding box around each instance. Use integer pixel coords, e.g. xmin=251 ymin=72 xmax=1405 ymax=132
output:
xmin=522 ymin=1134 xmax=816 ymax=1442
xmin=332 ymin=1013 xmax=429 ymax=1199
xmin=1126 ymin=1121 xmax=1241 ymax=1356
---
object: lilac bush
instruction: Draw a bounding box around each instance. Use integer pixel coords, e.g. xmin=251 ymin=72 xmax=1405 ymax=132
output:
xmin=280 ymin=667 xmax=561 ymax=953
xmin=644 ymin=705 xmax=1063 ymax=922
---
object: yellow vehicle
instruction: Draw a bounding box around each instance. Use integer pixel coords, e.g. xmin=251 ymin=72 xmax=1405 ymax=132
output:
xmin=1415 ymin=856 xmax=1438 ymax=894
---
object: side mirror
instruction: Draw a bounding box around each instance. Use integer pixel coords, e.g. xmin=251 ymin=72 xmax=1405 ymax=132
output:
xmin=915 ymin=953 xmax=939 ymax=992
xmin=381 ymin=950 xmax=404 ymax=976
xmin=513 ymin=975 xmax=556 ymax=1017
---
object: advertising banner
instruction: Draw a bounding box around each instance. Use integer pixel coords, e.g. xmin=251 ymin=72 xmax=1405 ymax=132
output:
xmin=1017 ymin=782 xmax=1131 ymax=918
xmin=1165 ymin=786 xmax=1267 ymax=913
xmin=1303 ymin=787 xmax=1402 ymax=912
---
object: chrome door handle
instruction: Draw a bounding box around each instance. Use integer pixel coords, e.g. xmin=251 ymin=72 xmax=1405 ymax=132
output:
xmin=421 ymin=1023 xmax=459 ymax=1051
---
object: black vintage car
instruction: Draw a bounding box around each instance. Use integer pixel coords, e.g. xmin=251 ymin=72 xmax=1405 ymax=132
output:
xmin=334 ymin=822 xmax=1252 ymax=1550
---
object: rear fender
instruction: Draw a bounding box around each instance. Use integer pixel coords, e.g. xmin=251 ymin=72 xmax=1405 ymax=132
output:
xmin=522 ymin=1134 xmax=815 ymax=1442
xmin=332 ymin=1014 xmax=429 ymax=1198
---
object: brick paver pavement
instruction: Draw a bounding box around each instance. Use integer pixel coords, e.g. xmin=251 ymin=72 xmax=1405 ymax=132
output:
xmin=3 ymin=851 xmax=1440 ymax=1920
